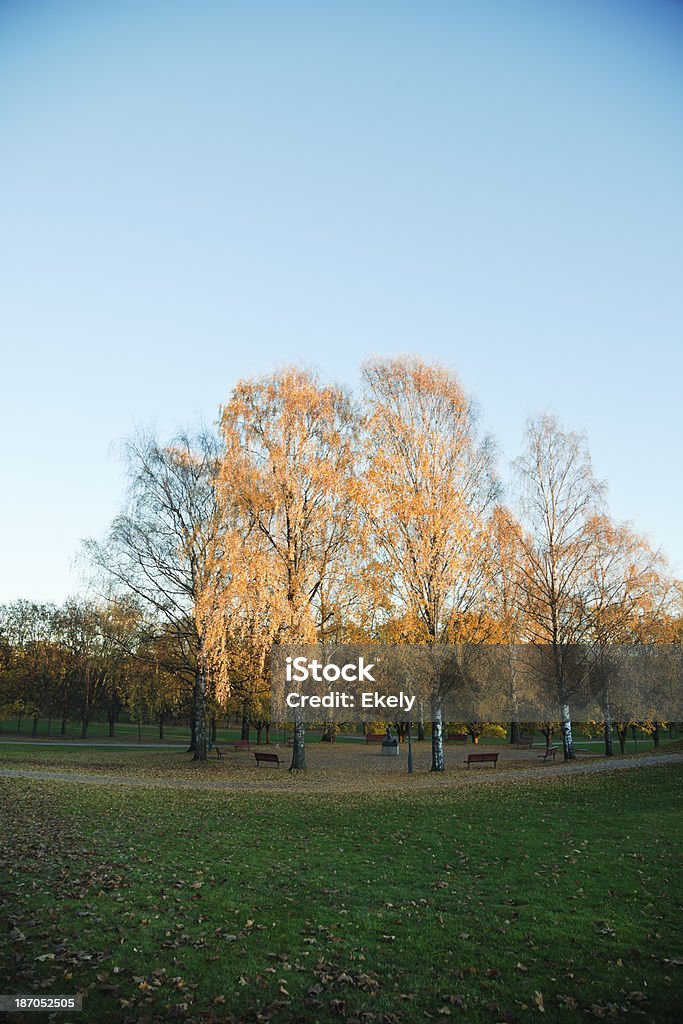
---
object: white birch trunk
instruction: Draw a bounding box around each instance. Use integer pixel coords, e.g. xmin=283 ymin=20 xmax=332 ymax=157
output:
xmin=430 ymin=701 xmax=444 ymax=772
xmin=560 ymin=701 xmax=575 ymax=761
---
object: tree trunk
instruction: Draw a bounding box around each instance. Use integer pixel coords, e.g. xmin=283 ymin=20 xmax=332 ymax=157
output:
xmin=192 ymin=664 xmax=207 ymax=762
xmin=290 ymin=715 xmax=306 ymax=770
xmin=508 ymin=648 xmax=520 ymax=746
xmin=210 ymin=715 xmax=217 ymax=743
xmin=241 ymin=709 xmax=250 ymax=741
xmin=256 ymin=722 xmax=263 ymax=745
xmin=159 ymin=711 xmax=164 ymax=740
xmin=652 ymin=722 xmax=660 ymax=748
xmin=418 ymin=719 xmax=425 ymax=741
xmin=31 ymin=713 xmax=39 ymax=738
xmin=108 ymin=709 xmax=116 ymax=738
xmin=430 ymin=703 xmax=444 ymax=772
xmin=602 ymin=686 xmax=613 ymax=756
xmin=61 ymin=705 xmax=68 ymax=735
xmin=618 ymin=726 xmax=627 ymax=755
xmin=553 ymin=646 xmax=576 ymax=761
xmin=265 ymin=724 xmax=271 ymax=744
xmin=559 ymin=700 xmax=576 ymax=760
xmin=604 ymin=720 xmax=613 ymax=757
xmin=81 ymin=666 xmax=92 ymax=739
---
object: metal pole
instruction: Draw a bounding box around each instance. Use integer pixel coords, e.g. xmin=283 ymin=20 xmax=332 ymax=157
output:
xmin=407 ymin=720 xmax=413 ymax=774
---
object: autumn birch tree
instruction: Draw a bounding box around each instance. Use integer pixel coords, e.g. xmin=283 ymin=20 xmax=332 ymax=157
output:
xmin=581 ymin=517 xmax=680 ymax=753
xmin=360 ymin=357 xmax=497 ymax=771
xmin=219 ymin=367 xmax=358 ymax=770
xmin=487 ymin=506 xmax=528 ymax=744
xmin=201 ymin=527 xmax=287 ymax=743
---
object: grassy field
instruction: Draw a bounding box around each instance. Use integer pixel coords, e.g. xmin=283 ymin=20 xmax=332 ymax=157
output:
xmin=1 ymin=756 xmax=681 ymax=1023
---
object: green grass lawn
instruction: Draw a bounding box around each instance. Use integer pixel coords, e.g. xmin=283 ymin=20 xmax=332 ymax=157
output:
xmin=2 ymin=764 xmax=681 ymax=1023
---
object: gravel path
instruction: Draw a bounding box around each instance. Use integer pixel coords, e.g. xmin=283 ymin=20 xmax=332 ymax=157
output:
xmin=0 ymin=740 xmax=186 ymax=749
xmin=1 ymin=751 xmax=681 ymax=793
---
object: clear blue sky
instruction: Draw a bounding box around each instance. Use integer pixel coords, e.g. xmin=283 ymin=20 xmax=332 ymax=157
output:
xmin=1 ymin=0 xmax=682 ymax=603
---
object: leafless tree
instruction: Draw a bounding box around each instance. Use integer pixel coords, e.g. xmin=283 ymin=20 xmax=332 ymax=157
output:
xmin=513 ymin=413 xmax=606 ymax=759
xmin=85 ymin=428 xmax=224 ymax=760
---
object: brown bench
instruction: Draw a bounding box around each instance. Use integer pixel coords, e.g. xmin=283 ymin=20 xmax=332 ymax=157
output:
xmin=365 ymin=734 xmax=385 ymax=744
xmin=254 ymin=751 xmax=282 ymax=768
xmin=446 ymin=733 xmax=468 ymax=744
xmin=464 ymin=752 xmax=499 ymax=768
xmin=538 ymin=746 xmax=558 ymax=762
xmin=516 ymin=735 xmax=533 ymax=749
xmin=215 ymin=739 xmax=250 ymax=757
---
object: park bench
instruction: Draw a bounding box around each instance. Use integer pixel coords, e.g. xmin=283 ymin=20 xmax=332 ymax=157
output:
xmin=254 ymin=751 xmax=282 ymax=768
xmin=516 ymin=735 xmax=533 ymax=749
xmin=464 ymin=752 xmax=499 ymax=768
xmin=365 ymin=733 xmax=385 ymax=743
xmin=538 ymin=746 xmax=559 ymax=762
xmin=446 ymin=733 xmax=468 ymax=744
xmin=214 ymin=739 xmax=250 ymax=758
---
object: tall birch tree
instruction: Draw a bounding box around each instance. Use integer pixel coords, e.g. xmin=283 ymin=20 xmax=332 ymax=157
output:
xmin=487 ymin=506 xmax=528 ymax=743
xmin=513 ymin=414 xmax=606 ymax=760
xmin=85 ymin=429 xmax=223 ymax=760
xmin=219 ymin=367 xmax=358 ymax=770
xmin=581 ymin=517 xmax=679 ymax=753
xmin=360 ymin=357 xmax=497 ymax=771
